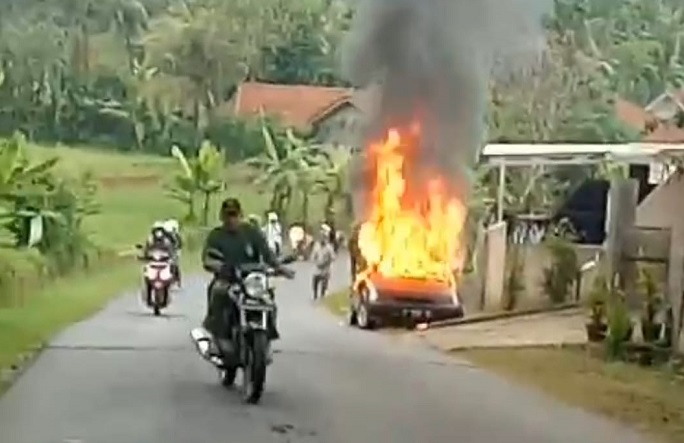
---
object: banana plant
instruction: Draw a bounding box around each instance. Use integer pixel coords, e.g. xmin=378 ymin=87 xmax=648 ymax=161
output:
xmin=246 ymin=118 xmax=327 ymax=223
xmin=0 ymin=133 xmax=61 ymax=247
xmin=167 ymin=141 xmax=224 ymax=224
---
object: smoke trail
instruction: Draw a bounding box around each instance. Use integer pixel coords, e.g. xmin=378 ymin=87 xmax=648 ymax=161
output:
xmin=343 ymin=0 xmax=551 ymax=213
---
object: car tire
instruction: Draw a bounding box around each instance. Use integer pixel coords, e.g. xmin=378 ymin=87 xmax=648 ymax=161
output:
xmin=347 ymin=301 xmax=358 ymax=326
xmin=356 ymin=301 xmax=376 ymax=330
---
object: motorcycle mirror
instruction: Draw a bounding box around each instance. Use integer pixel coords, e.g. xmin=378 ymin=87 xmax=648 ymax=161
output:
xmin=279 ymin=254 xmax=297 ymax=265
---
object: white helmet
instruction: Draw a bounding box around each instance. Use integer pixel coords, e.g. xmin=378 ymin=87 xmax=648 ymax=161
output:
xmin=164 ymin=219 xmax=179 ymax=233
xmin=152 ymin=221 xmax=164 ymax=230
xmin=321 ymin=223 xmax=332 ymax=235
xmin=267 ymin=212 xmax=278 ymax=222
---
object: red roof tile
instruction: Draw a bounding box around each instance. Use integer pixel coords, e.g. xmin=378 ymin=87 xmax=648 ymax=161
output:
xmin=233 ymin=82 xmax=354 ymax=130
xmin=643 ymin=124 xmax=684 ymax=143
xmin=615 ymin=98 xmax=656 ymax=131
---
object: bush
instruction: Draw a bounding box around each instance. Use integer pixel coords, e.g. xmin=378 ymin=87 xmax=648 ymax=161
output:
xmin=0 ymin=248 xmax=49 ymax=306
xmin=605 ymin=288 xmax=633 ymax=359
xmin=542 ymin=236 xmax=579 ymax=304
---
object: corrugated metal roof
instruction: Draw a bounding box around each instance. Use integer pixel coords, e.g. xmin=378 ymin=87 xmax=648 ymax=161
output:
xmin=480 ymin=143 xmax=684 ymax=166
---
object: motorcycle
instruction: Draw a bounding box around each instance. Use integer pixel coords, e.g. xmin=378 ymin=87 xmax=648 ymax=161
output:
xmin=191 ymin=250 xmax=296 ymax=404
xmin=135 ymin=244 xmax=174 ymax=316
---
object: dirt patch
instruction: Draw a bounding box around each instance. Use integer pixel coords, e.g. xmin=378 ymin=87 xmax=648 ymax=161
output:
xmin=459 ymin=347 xmax=684 ymax=443
xmin=98 ymin=175 xmax=160 ymax=189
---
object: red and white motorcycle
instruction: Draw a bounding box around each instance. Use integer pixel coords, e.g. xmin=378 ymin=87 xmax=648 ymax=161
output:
xmin=136 ymin=245 xmax=174 ymax=316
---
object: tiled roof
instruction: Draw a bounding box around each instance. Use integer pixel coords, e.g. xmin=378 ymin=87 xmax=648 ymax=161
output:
xmin=643 ymin=124 xmax=684 ymax=143
xmin=614 ymin=98 xmax=656 ymax=131
xmin=233 ymin=81 xmax=354 ymax=130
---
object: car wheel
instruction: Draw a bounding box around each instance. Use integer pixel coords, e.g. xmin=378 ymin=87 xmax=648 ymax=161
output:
xmin=356 ymin=301 xmax=376 ymax=330
xmin=347 ymin=301 xmax=358 ymax=326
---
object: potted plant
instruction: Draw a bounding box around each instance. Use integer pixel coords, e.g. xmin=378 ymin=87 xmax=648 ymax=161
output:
xmin=605 ymin=287 xmax=633 ymax=358
xmin=638 ymin=267 xmax=663 ymax=343
xmin=585 ymin=276 xmax=608 ymax=342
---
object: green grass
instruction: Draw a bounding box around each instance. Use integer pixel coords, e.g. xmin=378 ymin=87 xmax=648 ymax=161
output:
xmin=321 ymin=289 xmax=350 ymax=316
xmin=0 ymin=253 xmax=200 ymax=394
xmin=460 ymin=347 xmax=684 ymax=443
xmin=27 ymin=143 xmax=173 ymax=178
xmin=25 ymin=143 xmax=271 ymax=250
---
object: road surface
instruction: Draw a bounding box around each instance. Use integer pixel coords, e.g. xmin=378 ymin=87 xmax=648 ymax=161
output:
xmin=0 ymin=254 xmax=652 ymax=443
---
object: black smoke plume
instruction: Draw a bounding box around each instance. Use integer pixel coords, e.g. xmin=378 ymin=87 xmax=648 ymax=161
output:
xmin=343 ymin=0 xmax=550 ymax=217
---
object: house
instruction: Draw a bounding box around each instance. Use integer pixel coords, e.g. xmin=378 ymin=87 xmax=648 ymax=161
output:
xmin=614 ymin=96 xmax=684 ymax=142
xmin=645 ymin=90 xmax=684 ymax=124
xmin=229 ymin=81 xmax=366 ymax=150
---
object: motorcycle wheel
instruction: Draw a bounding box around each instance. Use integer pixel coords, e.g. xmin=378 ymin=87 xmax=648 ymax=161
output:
xmin=242 ymin=331 xmax=268 ymax=404
xmin=152 ymin=289 xmax=164 ymax=316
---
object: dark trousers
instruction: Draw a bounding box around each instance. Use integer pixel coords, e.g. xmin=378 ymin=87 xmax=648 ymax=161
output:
xmin=203 ymin=279 xmax=233 ymax=338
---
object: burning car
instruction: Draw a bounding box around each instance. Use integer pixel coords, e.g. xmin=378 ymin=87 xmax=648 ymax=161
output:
xmin=349 ymin=274 xmax=463 ymax=329
xmin=348 ymin=126 xmax=466 ymax=329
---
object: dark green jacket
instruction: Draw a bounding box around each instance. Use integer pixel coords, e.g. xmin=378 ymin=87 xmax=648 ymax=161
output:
xmin=202 ymin=222 xmax=278 ymax=275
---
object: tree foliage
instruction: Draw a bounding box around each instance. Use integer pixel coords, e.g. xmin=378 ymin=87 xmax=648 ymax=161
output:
xmin=0 ymin=0 xmax=352 ymax=156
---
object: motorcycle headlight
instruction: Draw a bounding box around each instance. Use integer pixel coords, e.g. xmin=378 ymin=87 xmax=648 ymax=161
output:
xmin=243 ymin=272 xmax=268 ymax=297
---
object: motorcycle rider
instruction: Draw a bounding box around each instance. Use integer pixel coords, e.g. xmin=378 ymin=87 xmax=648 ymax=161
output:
xmin=262 ymin=211 xmax=282 ymax=256
xmin=143 ymin=222 xmax=174 ymax=257
xmin=162 ymin=219 xmax=182 ymax=286
xmin=201 ymin=198 xmax=294 ymax=354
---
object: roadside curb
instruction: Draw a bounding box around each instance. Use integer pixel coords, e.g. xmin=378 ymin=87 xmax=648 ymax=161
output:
xmin=425 ymin=303 xmax=581 ymax=330
xmin=418 ymin=339 xmax=587 ymax=353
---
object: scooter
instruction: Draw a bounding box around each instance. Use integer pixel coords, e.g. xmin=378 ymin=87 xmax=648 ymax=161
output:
xmin=135 ymin=244 xmax=174 ymax=316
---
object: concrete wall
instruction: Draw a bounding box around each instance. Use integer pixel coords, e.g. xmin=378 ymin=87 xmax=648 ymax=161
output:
xmin=459 ymin=227 xmax=602 ymax=313
xmin=516 ymin=244 xmax=602 ymax=308
xmin=635 ymin=171 xmax=684 ymax=353
xmin=636 ymin=171 xmax=684 ymax=248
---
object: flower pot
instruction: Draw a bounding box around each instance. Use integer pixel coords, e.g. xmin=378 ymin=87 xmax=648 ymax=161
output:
xmin=585 ymin=322 xmax=607 ymax=342
xmin=641 ymin=322 xmax=663 ymax=343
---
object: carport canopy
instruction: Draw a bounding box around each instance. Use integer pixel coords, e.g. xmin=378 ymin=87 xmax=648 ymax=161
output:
xmin=478 ymin=143 xmax=684 ymax=221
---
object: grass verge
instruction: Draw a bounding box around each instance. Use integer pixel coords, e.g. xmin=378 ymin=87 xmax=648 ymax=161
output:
xmin=0 ymin=252 xmax=200 ymax=394
xmin=321 ymin=288 xmax=349 ymax=316
xmin=459 ymin=347 xmax=684 ymax=443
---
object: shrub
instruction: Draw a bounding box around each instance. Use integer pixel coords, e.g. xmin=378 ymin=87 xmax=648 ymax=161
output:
xmin=542 ymin=235 xmax=579 ymax=304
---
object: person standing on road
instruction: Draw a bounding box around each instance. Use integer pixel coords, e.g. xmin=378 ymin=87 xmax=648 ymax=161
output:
xmin=311 ymin=225 xmax=336 ymax=300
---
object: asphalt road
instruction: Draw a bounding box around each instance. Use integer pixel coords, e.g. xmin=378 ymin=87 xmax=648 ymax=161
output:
xmin=0 ymin=254 xmax=652 ymax=443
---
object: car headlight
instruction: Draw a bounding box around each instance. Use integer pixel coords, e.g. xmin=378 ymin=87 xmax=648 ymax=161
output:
xmin=451 ymin=289 xmax=460 ymax=306
xmin=243 ymin=272 xmax=268 ymax=297
xmin=366 ymin=280 xmax=378 ymax=302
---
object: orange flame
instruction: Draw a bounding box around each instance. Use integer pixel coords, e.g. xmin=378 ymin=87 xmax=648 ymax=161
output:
xmin=356 ymin=126 xmax=466 ymax=288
